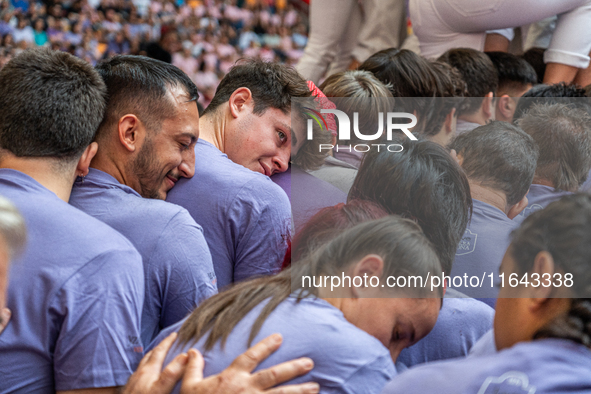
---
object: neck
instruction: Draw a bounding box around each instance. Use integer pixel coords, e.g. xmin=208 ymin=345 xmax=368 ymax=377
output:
xmin=469 ymin=180 xmax=509 ymax=215
xmin=0 ymin=155 xmax=75 ymax=202
xmin=200 ymin=109 xmax=228 ymax=153
xmin=532 ymin=177 xmax=555 ymax=188
xmin=90 ymin=147 xmax=130 ymax=187
xmin=459 ymin=111 xmax=487 ymax=126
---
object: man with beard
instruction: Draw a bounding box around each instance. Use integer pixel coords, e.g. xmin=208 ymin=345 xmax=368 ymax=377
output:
xmin=69 ymin=55 xmax=218 ymax=347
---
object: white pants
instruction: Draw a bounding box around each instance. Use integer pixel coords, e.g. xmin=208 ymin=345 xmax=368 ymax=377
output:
xmin=297 ymin=0 xmax=406 ymax=84
xmin=410 ymin=0 xmax=591 ymax=68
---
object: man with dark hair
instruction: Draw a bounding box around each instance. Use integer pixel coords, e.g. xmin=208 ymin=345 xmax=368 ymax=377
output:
xmin=515 ymin=103 xmax=591 ymax=220
xmin=349 ymin=138 xmax=495 ymax=367
xmin=450 ymin=121 xmax=539 ymax=303
xmin=68 ymin=55 xmax=218 ymax=347
xmin=167 ymin=59 xmax=311 ymax=289
xmin=0 ymin=48 xmax=145 ymax=393
xmin=512 ymin=83 xmax=591 ymax=122
xmin=485 ymin=52 xmax=537 ymax=122
xmin=438 ymin=48 xmax=499 ymax=133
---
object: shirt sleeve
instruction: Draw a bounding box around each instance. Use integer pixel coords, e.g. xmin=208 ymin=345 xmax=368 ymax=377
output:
xmin=152 ymin=210 xmax=218 ymax=329
xmin=228 ymin=178 xmax=291 ymax=283
xmin=337 ymin=354 xmax=397 ymax=394
xmin=51 ymin=245 xmax=145 ymax=391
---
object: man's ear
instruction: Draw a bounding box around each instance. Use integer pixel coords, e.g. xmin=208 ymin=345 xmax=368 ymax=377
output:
xmin=496 ymin=95 xmax=516 ymax=122
xmin=76 ymin=142 xmax=98 ymax=177
xmin=507 ymin=194 xmax=528 ymax=219
xmin=528 ymin=251 xmax=556 ymax=303
xmin=228 ymin=87 xmax=253 ymax=119
xmin=482 ymin=92 xmax=494 ymax=121
xmin=118 ymin=114 xmax=145 ymax=153
xmin=444 ymin=107 xmax=456 ymax=134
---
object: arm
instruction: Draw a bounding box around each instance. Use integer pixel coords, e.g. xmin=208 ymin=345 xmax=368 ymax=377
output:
xmin=122 ymin=333 xmax=319 ymax=394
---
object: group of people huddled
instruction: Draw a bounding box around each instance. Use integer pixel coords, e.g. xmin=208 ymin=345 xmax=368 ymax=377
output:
xmin=0 ymin=0 xmax=307 ymax=106
xmin=2 ymin=0 xmax=591 ymax=392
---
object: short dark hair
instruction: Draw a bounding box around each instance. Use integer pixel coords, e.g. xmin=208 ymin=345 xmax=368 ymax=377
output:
xmin=518 ymin=103 xmax=591 ymax=191
xmin=485 ymin=51 xmax=537 ymax=96
xmin=203 ymin=59 xmax=311 ymax=116
xmin=0 ymin=48 xmax=106 ymax=161
xmin=510 ymin=193 xmax=591 ymax=346
xmin=451 ymin=121 xmax=539 ymax=206
xmin=348 ymin=138 xmax=472 ymax=273
xmin=95 ymin=55 xmax=198 ymax=139
xmin=438 ymin=48 xmax=499 ymax=116
xmin=512 ymin=83 xmax=591 ymax=122
xmin=521 ymin=47 xmax=546 ymax=84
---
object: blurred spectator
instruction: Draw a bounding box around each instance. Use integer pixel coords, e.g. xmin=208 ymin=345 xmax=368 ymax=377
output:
xmin=0 ymin=0 xmax=308 ymax=87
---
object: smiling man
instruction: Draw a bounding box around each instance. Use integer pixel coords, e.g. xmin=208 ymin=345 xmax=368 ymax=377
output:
xmin=69 ymin=55 xmax=218 ymax=346
xmin=167 ymin=59 xmax=310 ymax=289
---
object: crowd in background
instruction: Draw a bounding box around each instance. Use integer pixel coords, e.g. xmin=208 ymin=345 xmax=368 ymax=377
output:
xmin=0 ymin=0 xmax=308 ymax=105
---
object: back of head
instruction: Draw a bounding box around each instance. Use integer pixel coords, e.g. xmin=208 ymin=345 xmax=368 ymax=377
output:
xmin=319 ymin=70 xmax=392 ymax=145
xmin=0 ymin=48 xmax=106 ymax=162
xmin=451 ymin=121 xmax=538 ymax=206
xmin=485 ymin=51 xmax=537 ymax=97
xmin=291 ymin=200 xmax=389 ymax=263
xmin=518 ymin=103 xmax=591 ymax=191
xmin=438 ymin=48 xmax=498 ymax=116
xmin=95 ymin=55 xmax=199 ymax=139
xmin=509 ymin=193 xmax=591 ymax=347
xmin=521 ymin=47 xmax=546 ymax=84
xmin=359 ymin=48 xmax=438 ymax=98
xmin=513 ymin=83 xmax=591 ymax=122
xmin=202 ymin=59 xmax=310 ymax=117
xmin=348 ymin=138 xmax=472 ymax=273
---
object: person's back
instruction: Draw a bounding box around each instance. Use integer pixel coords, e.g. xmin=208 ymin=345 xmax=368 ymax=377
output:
xmin=450 ymin=122 xmax=538 ymax=303
xmin=0 ymin=170 xmax=144 ymax=392
xmin=160 ymin=294 xmax=396 ymax=394
xmin=168 ymin=139 xmax=291 ymax=288
xmin=385 ymin=339 xmax=591 ymax=393
xmin=514 ymin=103 xmax=591 ymax=223
xmin=0 ymin=48 xmax=144 ymax=393
xmin=166 ymin=60 xmax=310 ymax=289
xmin=70 ymin=55 xmax=218 ymax=345
xmin=70 ymin=169 xmax=217 ymax=345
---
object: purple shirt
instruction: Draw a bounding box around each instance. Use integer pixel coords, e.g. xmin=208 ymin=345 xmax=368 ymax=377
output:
xmin=167 ymin=140 xmax=291 ymax=289
xmin=0 ymin=169 xmax=144 ymax=392
xmin=397 ymin=289 xmax=494 ymax=369
xmin=70 ymin=168 xmax=218 ymax=346
xmin=154 ymin=295 xmax=396 ymax=394
xmin=514 ymin=184 xmax=573 ymax=224
xmin=452 ymin=199 xmax=517 ymax=303
xmin=290 ymin=164 xmax=347 ymax=232
xmin=383 ymin=339 xmax=591 ymax=394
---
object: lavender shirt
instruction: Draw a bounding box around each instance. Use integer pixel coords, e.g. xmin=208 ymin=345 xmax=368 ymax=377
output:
xmin=154 ymin=295 xmax=396 ymax=394
xmin=167 ymin=140 xmax=291 ymax=289
xmin=70 ymin=168 xmax=218 ymax=346
xmin=383 ymin=339 xmax=591 ymax=394
xmin=0 ymin=169 xmax=144 ymax=393
xmin=514 ymin=184 xmax=573 ymax=224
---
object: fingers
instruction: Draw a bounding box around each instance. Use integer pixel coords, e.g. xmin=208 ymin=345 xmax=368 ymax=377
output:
xmin=147 ymin=332 xmax=179 ymax=366
xmin=230 ymin=334 xmax=283 ymax=373
xmin=266 ymin=382 xmax=320 ymax=394
xmin=156 ymin=353 xmax=189 ymax=393
xmin=0 ymin=308 xmax=11 ymax=335
xmin=179 ymin=349 xmax=205 ymax=393
xmin=253 ymin=357 xmax=314 ymax=389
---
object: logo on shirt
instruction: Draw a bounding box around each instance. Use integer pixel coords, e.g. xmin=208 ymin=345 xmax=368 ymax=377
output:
xmin=456 ymin=229 xmax=477 ymax=256
xmin=477 ymin=371 xmax=536 ymax=394
xmin=518 ymin=204 xmax=543 ymax=217
xmin=128 ymin=336 xmax=144 ymax=353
